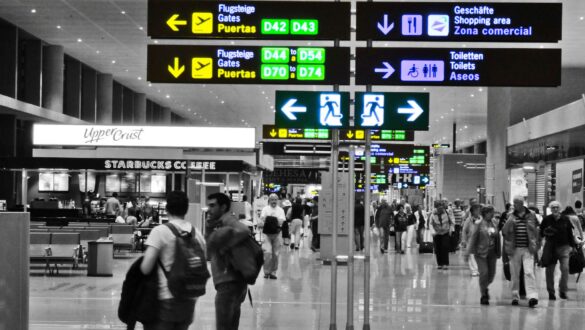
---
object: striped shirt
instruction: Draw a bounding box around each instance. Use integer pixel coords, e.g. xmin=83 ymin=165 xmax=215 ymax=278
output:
xmin=515 ymin=219 xmax=529 ymax=248
xmin=453 ymin=208 xmax=464 ymax=226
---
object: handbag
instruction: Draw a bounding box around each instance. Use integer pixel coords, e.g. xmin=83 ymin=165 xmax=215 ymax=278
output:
xmin=569 ymin=245 xmax=585 ymax=275
xmin=539 ymin=240 xmax=555 ymax=268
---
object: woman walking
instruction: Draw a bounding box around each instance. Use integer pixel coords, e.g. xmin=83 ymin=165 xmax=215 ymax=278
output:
xmin=431 ymin=201 xmax=454 ymax=269
xmin=465 ymin=205 xmax=501 ymax=305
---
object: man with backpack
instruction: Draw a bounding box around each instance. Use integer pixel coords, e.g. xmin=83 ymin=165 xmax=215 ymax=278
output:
xmin=259 ymin=193 xmax=286 ymax=279
xmin=139 ymin=191 xmax=209 ymax=330
xmin=206 ymin=192 xmax=252 ymax=330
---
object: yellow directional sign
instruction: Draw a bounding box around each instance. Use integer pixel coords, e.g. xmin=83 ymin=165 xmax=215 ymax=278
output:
xmin=191 ymin=57 xmax=213 ymax=79
xmin=192 ymin=12 xmax=213 ymax=34
xmin=346 ymin=131 xmax=354 ymax=139
xmin=168 ymin=57 xmax=185 ymax=78
xmin=270 ymin=129 xmax=277 ymax=138
xmin=166 ymin=14 xmax=187 ymax=32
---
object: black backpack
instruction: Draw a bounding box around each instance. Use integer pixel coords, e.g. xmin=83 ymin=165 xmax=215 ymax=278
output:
xmin=159 ymin=223 xmax=210 ymax=299
xmin=263 ymin=215 xmax=280 ymax=234
xmin=226 ymin=234 xmax=264 ymax=285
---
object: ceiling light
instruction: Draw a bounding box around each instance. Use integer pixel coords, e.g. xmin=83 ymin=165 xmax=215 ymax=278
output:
xmin=154 ymin=40 xmax=158 ymax=44
xmin=165 ymin=94 xmax=170 ymax=99
xmin=384 ymin=43 xmax=388 ymax=47
xmin=137 ymin=76 xmax=142 ymax=80
xmin=230 ymin=41 xmax=235 ymax=45
xmin=478 ymin=88 xmax=483 ymax=92
xmin=580 ymin=17 xmax=584 ymax=21
xmin=470 ymin=94 xmax=475 ymax=97
xmin=139 ymin=26 xmax=144 ymax=31
xmin=31 ymin=9 xmax=36 ymax=13
xmin=56 ymin=25 xmax=61 ymax=29
xmin=270 ymin=106 xmax=274 ymax=109
xmin=96 ymin=50 xmax=100 ymax=54
xmin=220 ymin=100 xmax=225 ymax=104
xmin=148 ymin=83 xmax=152 ymax=87
xmin=451 ymin=108 xmax=454 ymax=112
xmin=77 ymin=38 xmax=83 ymax=43
xmin=261 ymin=91 xmax=265 ymax=94
xmin=112 ymin=60 xmax=116 ymax=64
xmin=121 ymin=11 xmax=126 ymax=15
xmin=464 ymin=125 xmax=468 ymax=129
xmin=125 ymin=69 xmax=129 ymax=72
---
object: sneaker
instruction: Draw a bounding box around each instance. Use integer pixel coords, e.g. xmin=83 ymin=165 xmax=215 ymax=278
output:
xmin=511 ymin=299 xmax=519 ymax=306
xmin=480 ymin=296 xmax=489 ymax=305
xmin=269 ymin=274 xmax=277 ymax=280
xmin=264 ymin=274 xmax=270 ymax=279
xmin=437 ymin=265 xmax=443 ymax=270
xmin=295 ymin=247 xmax=299 ymax=250
xmin=290 ymin=243 xmax=295 ymax=249
xmin=529 ymin=298 xmax=538 ymax=308
xmin=400 ymin=250 xmax=405 ymax=254
xmin=443 ymin=266 xmax=448 ymax=270
xmin=471 ymin=272 xmax=480 ymax=277
xmin=560 ymin=293 xmax=568 ymax=300
xmin=549 ymin=293 xmax=556 ymax=301
xmin=380 ymin=248 xmax=386 ymax=254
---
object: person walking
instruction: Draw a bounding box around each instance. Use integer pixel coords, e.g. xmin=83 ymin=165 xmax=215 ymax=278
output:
xmin=502 ymin=196 xmax=540 ymax=308
xmin=259 ymin=194 xmax=286 ymax=279
xmin=541 ymin=201 xmax=580 ymax=300
xmin=287 ymin=198 xmax=305 ymax=250
xmin=415 ymin=205 xmax=427 ymax=245
xmin=452 ymin=199 xmax=465 ymax=247
xmin=430 ymin=201 xmax=454 ymax=269
xmin=465 ymin=205 xmax=501 ymax=305
xmin=405 ymin=205 xmax=417 ymax=249
xmin=394 ymin=204 xmax=408 ymax=254
xmin=461 ymin=204 xmax=481 ymax=277
xmin=140 ymin=191 xmax=209 ymax=330
xmin=205 ymin=193 xmax=251 ymax=330
xmin=105 ymin=192 xmax=122 ymax=217
xmin=375 ymin=199 xmax=394 ymax=253
xmin=354 ymin=199 xmax=365 ymax=251
xmin=310 ymin=197 xmax=320 ymax=252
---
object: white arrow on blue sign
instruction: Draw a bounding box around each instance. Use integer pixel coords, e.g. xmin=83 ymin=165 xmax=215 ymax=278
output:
xmin=374 ymin=62 xmax=395 ymax=79
xmin=377 ymin=14 xmax=394 ymax=35
xmin=281 ymin=99 xmax=307 ymax=120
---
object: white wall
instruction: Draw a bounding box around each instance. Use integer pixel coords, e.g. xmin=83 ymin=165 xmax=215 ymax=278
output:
xmin=556 ymin=159 xmax=584 ymax=208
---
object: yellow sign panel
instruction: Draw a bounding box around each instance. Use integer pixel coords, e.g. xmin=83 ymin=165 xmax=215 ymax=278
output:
xmin=192 ymin=12 xmax=213 ymax=34
xmin=356 ymin=130 xmax=365 ymax=139
xmin=278 ymin=129 xmax=288 ymax=138
xmin=191 ymin=58 xmax=213 ymax=79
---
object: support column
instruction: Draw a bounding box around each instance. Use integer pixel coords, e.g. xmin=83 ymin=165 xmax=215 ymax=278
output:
xmin=161 ymin=107 xmax=172 ymax=124
xmin=96 ymin=74 xmax=113 ymax=124
xmin=0 ymin=115 xmax=17 ymax=208
xmin=452 ymin=122 xmax=457 ymax=153
xmin=81 ymin=66 xmax=97 ymax=122
xmin=133 ymin=93 xmax=147 ymax=124
xmin=0 ymin=22 xmax=17 ymax=98
xmin=486 ymin=88 xmax=512 ymax=210
xmin=18 ymin=39 xmax=42 ymax=106
xmin=41 ymin=45 xmax=64 ymax=113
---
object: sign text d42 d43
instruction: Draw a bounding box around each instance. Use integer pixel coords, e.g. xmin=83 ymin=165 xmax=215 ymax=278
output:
xmin=148 ymin=0 xmax=350 ymax=40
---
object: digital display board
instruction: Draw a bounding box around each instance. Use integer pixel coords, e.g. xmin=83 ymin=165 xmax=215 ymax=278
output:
xmin=148 ymin=45 xmax=350 ymax=85
xmin=262 ymin=125 xmax=414 ymax=142
xmin=356 ymin=47 xmax=561 ymax=87
xmin=354 ymin=92 xmax=429 ymax=131
xmin=356 ymin=2 xmax=562 ymax=43
xmin=148 ymin=0 xmax=351 ymax=40
xmin=274 ymin=91 xmax=351 ymax=128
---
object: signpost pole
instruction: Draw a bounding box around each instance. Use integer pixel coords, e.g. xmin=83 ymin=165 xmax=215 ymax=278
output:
xmin=346 ymin=145 xmax=355 ymax=330
xmin=363 ymin=130 xmax=371 ymax=330
xmin=330 ymin=128 xmax=339 ymax=330
xmin=21 ymin=169 xmax=27 ymax=213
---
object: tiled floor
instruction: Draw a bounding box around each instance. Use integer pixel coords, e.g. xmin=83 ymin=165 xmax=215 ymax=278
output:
xmin=30 ymin=238 xmax=585 ymax=330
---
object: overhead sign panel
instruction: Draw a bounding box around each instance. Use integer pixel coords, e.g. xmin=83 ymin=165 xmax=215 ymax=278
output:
xmin=340 ymin=129 xmax=414 ymax=142
xmin=356 ymin=2 xmax=562 ymax=43
xmin=274 ymin=91 xmax=350 ymax=128
xmin=356 ymin=47 xmax=561 ymax=87
xmin=32 ymin=124 xmax=256 ymax=149
xmin=262 ymin=125 xmax=414 ymax=142
xmin=354 ymin=92 xmax=429 ymax=131
xmin=147 ymin=45 xmax=350 ymax=85
xmin=148 ymin=0 xmax=351 ymax=40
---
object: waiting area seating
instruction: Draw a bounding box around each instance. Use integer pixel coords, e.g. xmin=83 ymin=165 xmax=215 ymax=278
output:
xmin=29 ymin=232 xmax=80 ymax=275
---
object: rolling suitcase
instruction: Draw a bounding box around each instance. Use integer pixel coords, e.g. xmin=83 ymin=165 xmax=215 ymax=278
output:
xmin=419 ymin=229 xmax=434 ymax=254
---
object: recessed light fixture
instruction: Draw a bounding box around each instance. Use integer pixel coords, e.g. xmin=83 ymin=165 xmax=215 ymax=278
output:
xmin=166 ymin=94 xmax=170 ymax=98
xmin=451 ymin=108 xmax=454 ymax=112
xmin=478 ymin=88 xmax=483 ymax=92
xmin=111 ymin=60 xmax=116 ymax=64
xmin=220 ymin=100 xmax=225 ymax=104
xmin=464 ymin=125 xmax=468 ymax=129
xmin=148 ymin=83 xmax=152 ymax=87
xmin=154 ymin=40 xmax=158 ymax=44
xmin=440 ymin=115 xmax=444 ymax=119
xmin=56 ymin=25 xmax=61 ymax=29
xmin=77 ymin=38 xmax=83 ymax=43
xmin=580 ymin=16 xmax=584 ymax=21
xmin=31 ymin=9 xmax=36 ymax=13
xmin=121 ymin=11 xmax=126 ymax=15
xmin=137 ymin=77 xmax=142 ymax=80
xmin=139 ymin=26 xmax=144 ymax=31
xmin=96 ymin=50 xmax=100 ymax=54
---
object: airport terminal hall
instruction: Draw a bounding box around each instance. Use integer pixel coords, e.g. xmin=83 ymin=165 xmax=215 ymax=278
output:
xmin=2 ymin=0 xmax=585 ymax=329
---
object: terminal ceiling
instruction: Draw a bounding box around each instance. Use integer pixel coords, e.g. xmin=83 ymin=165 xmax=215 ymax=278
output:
xmin=0 ymin=0 xmax=583 ymax=148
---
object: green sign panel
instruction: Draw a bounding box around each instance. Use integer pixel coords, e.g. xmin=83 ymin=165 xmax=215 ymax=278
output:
xmin=147 ymin=0 xmax=351 ymax=40
xmin=274 ymin=91 xmax=350 ymax=128
xmin=354 ymin=92 xmax=429 ymax=131
xmin=262 ymin=125 xmax=330 ymax=140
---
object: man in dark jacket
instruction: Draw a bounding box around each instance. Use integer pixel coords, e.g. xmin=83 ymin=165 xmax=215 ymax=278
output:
xmin=375 ymin=199 xmax=394 ymax=253
xmin=354 ymin=199 xmax=365 ymax=251
xmin=540 ymin=201 xmax=579 ymax=300
xmin=206 ymin=193 xmax=251 ymax=330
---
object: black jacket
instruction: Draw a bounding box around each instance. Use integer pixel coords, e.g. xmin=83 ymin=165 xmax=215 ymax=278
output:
xmin=118 ymin=257 xmax=160 ymax=329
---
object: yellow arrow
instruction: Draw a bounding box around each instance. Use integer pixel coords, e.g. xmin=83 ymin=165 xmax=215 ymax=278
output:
xmin=168 ymin=57 xmax=185 ymax=78
xmin=167 ymin=14 xmax=188 ymax=32
xmin=270 ymin=129 xmax=277 ymax=137
xmin=346 ymin=131 xmax=354 ymax=138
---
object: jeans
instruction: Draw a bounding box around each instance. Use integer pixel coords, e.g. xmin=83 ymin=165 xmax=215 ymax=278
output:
xmin=433 ymin=233 xmax=450 ymax=266
xmin=509 ymin=247 xmax=538 ymax=300
xmin=405 ymin=225 xmax=416 ymax=248
xmin=454 ymin=224 xmax=462 ymax=246
xmin=395 ymin=231 xmax=405 ymax=251
xmin=215 ymin=281 xmax=248 ymax=330
xmin=380 ymin=226 xmax=389 ymax=251
xmin=290 ymin=218 xmax=303 ymax=247
xmin=143 ymin=299 xmax=195 ymax=330
xmin=545 ymin=244 xmax=572 ymax=295
xmin=354 ymin=226 xmax=364 ymax=251
xmin=262 ymin=233 xmax=282 ymax=275
xmin=311 ymin=220 xmax=320 ymax=249
xmin=475 ymin=251 xmax=497 ymax=297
